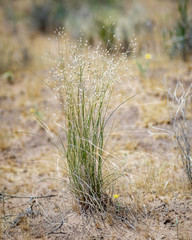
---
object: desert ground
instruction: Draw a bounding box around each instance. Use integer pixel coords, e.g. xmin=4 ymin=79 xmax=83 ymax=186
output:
xmin=1 ymin=0 xmax=192 ymax=239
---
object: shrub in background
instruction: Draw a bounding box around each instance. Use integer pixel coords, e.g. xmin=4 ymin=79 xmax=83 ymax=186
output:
xmin=30 ymin=0 xmax=135 ymax=56
xmin=169 ymin=0 xmax=192 ymax=61
xmin=31 ymin=3 xmax=51 ymax=33
xmin=97 ymin=20 xmax=116 ymax=52
xmin=30 ymin=0 xmax=119 ymax=34
xmin=31 ymin=0 xmax=67 ymax=33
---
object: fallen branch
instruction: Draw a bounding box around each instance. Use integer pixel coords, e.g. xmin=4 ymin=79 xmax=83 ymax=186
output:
xmin=0 ymin=193 xmax=56 ymax=200
xmin=47 ymin=220 xmax=64 ymax=235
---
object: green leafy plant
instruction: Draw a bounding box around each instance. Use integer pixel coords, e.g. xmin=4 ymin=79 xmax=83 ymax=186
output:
xmin=30 ymin=105 xmax=44 ymax=122
xmin=46 ymin=29 xmax=134 ymax=212
xmin=136 ymin=53 xmax=152 ymax=76
xmin=1 ymin=71 xmax=14 ymax=84
xmin=169 ymin=0 xmax=192 ymax=61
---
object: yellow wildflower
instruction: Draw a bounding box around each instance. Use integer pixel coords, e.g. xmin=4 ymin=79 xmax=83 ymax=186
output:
xmin=30 ymin=108 xmax=35 ymax=113
xmin=113 ymin=194 xmax=119 ymax=199
xmin=145 ymin=53 xmax=152 ymax=60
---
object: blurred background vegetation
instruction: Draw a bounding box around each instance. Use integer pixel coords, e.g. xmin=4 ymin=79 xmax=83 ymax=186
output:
xmin=0 ymin=0 xmax=192 ymax=74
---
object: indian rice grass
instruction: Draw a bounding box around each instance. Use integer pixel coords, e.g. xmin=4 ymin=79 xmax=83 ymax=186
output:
xmin=65 ymin=75 xmax=117 ymax=211
xmin=67 ymin=85 xmax=106 ymax=208
xmin=47 ymin=28 xmax=135 ymax=211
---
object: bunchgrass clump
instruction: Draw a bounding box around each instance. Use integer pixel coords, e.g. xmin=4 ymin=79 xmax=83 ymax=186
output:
xmin=46 ymin=28 xmax=135 ymax=212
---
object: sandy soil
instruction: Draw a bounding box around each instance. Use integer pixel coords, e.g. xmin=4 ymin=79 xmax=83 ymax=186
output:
xmin=1 ymin=46 xmax=192 ymax=240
